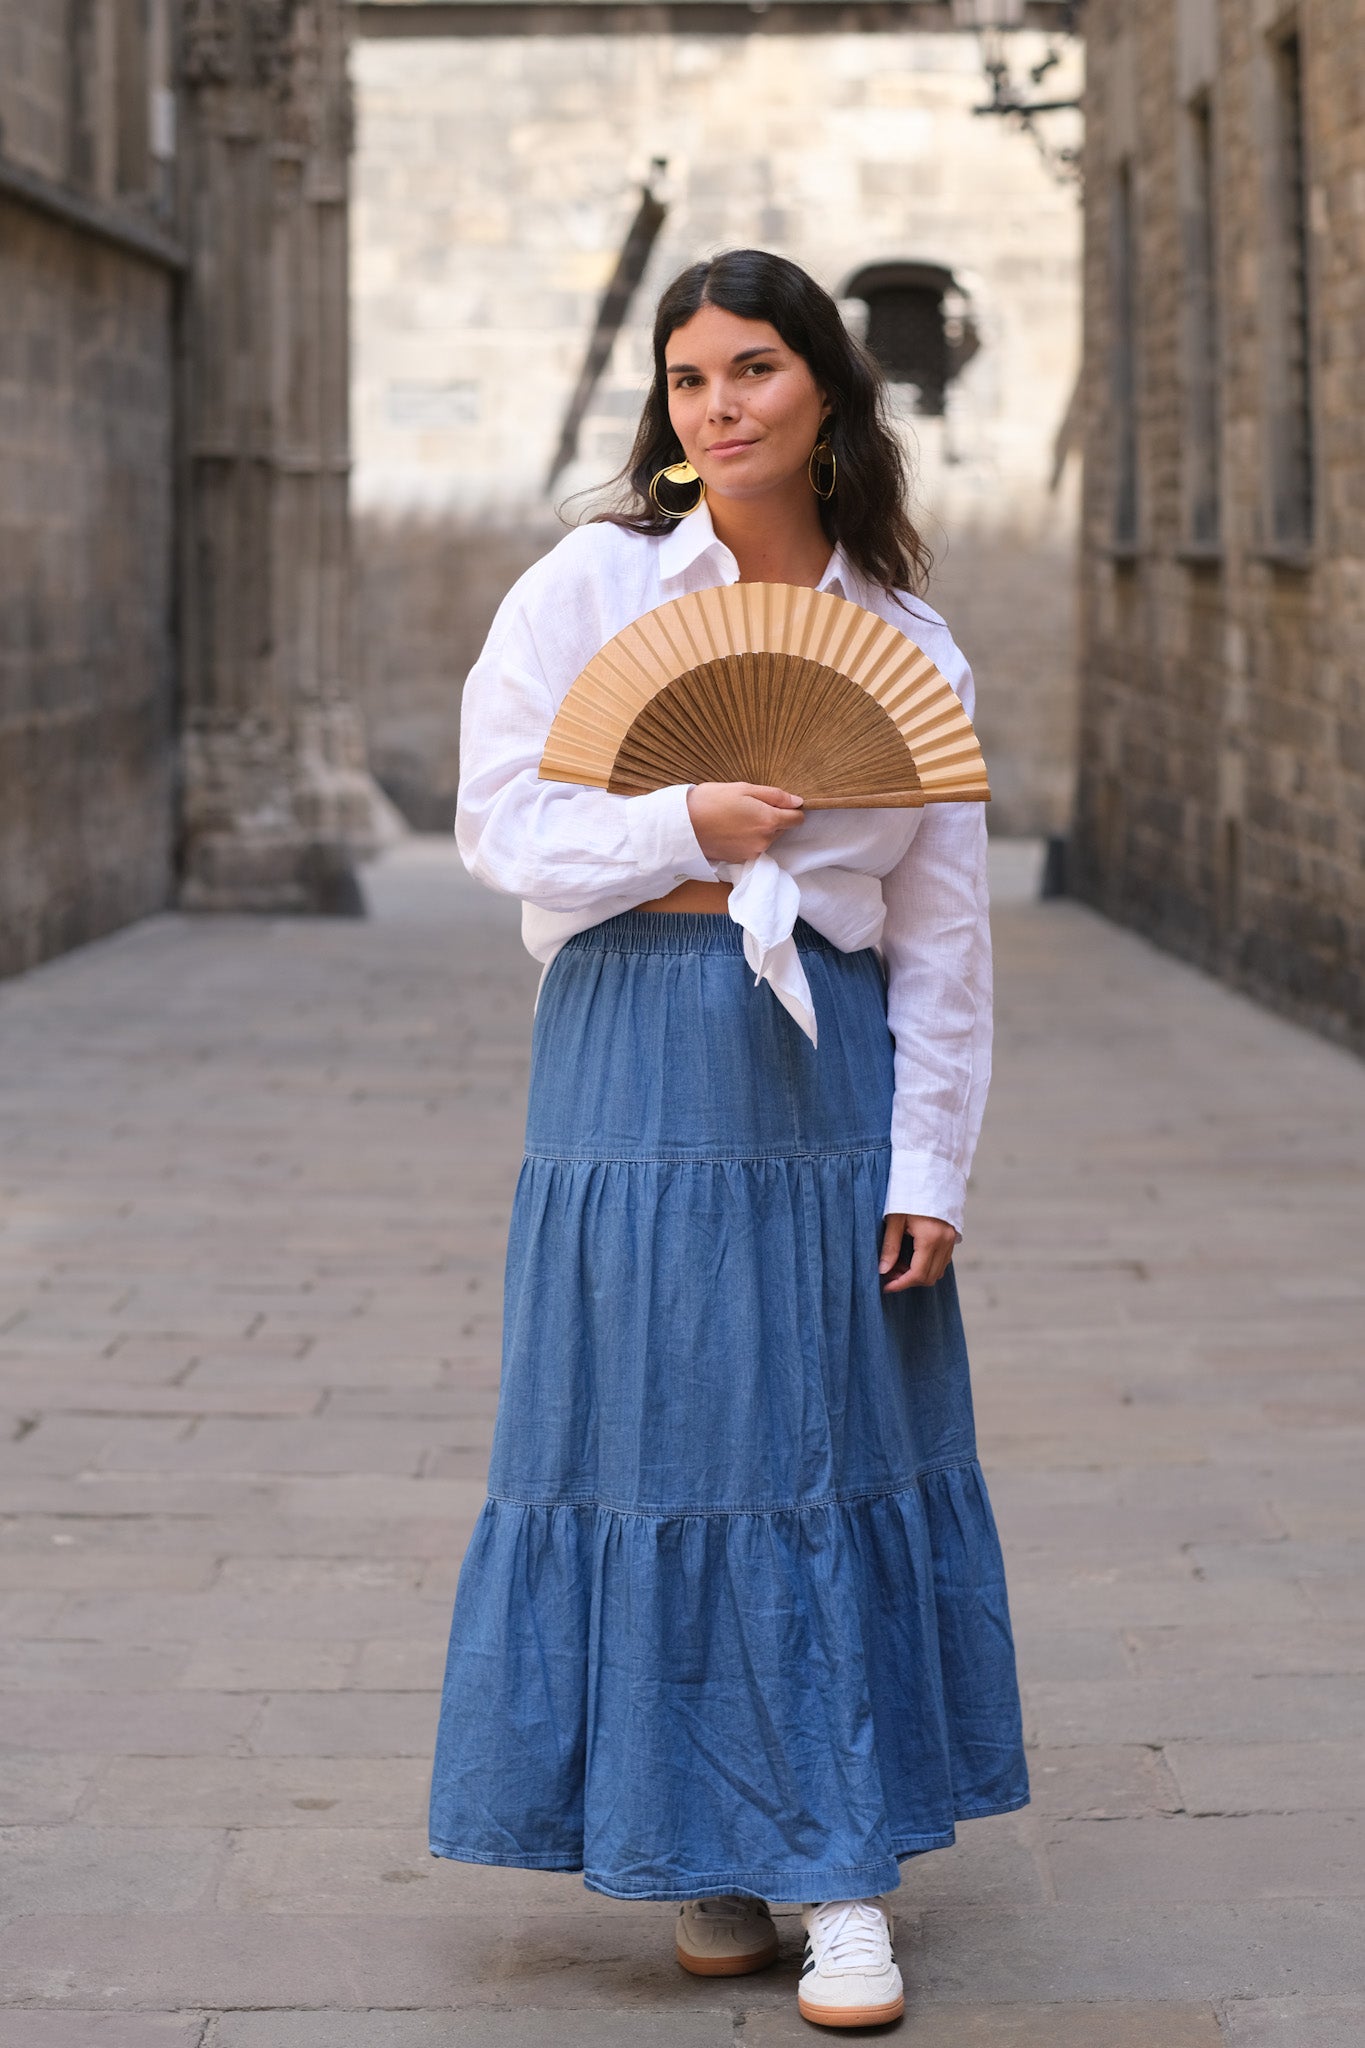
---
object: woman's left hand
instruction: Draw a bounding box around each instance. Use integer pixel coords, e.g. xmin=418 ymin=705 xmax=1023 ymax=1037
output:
xmin=879 ymin=1214 xmax=956 ymax=1292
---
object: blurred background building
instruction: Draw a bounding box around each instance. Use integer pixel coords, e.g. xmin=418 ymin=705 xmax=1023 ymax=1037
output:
xmin=0 ymin=1 xmax=182 ymax=975
xmin=0 ymin=0 xmax=387 ymax=982
xmin=1074 ymin=0 xmax=1365 ymax=1053
xmin=350 ymin=9 xmax=1084 ymax=837
xmin=2 ymin=0 xmax=1362 ymax=1056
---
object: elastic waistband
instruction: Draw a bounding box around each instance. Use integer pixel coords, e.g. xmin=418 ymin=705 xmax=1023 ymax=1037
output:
xmin=562 ymin=911 xmax=841 ymax=958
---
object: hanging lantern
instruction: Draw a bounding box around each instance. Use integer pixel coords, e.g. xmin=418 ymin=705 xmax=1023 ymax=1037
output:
xmin=958 ymin=0 xmax=1086 ymax=187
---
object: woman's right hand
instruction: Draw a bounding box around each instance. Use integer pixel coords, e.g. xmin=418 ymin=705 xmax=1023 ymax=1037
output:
xmin=686 ymin=783 xmax=806 ymax=865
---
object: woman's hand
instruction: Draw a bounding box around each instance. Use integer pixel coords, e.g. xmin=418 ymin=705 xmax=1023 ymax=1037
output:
xmin=686 ymin=783 xmax=805 ymax=865
xmin=879 ymin=1214 xmax=956 ymax=1292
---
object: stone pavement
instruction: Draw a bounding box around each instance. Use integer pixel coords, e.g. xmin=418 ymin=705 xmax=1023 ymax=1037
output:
xmin=0 ymin=836 xmax=1363 ymax=2048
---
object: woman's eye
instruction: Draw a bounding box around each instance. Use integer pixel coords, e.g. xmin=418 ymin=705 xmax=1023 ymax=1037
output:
xmin=742 ymin=362 xmax=774 ymax=376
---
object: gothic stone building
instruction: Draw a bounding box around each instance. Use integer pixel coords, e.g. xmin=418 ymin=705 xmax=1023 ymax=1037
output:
xmin=1073 ymin=0 xmax=1365 ymax=1051
xmin=2 ymin=0 xmax=1082 ymax=983
xmin=13 ymin=0 xmax=1363 ymax=1065
xmin=0 ymin=0 xmax=382 ymax=981
xmin=350 ymin=8 xmax=1084 ymax=837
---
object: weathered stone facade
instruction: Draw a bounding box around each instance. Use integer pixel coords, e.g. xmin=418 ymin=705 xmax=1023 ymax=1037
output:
xmin=176 ymin=0 xmax=392 ymax=913
xmin=1073 ymin=0 xmax=1365 ymax=1050
xmin=3 ymin=2 xmax=1084 ymax=979
xmin=0 ymin=4 xmax=178 ymax=977
xmin=2 ymin=5 xmax=1111 ymax=978
xmin=350 ymin=21 xmax=1085 ymax=836
xmin=0 ymin=0 xmax=390 ymax=980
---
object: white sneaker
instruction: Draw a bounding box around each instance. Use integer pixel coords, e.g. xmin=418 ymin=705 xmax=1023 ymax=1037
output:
xmin=675 ymin=1894 xmax=780 ymax=1977
xmin=797 ymin=1895 xmax=903 ymax=2028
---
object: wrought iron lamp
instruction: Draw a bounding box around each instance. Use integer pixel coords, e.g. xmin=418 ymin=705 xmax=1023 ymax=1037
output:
xmin=952 ymin=0 xmax=1085 ymax=187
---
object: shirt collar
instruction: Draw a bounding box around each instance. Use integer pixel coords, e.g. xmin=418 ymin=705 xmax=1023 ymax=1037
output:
xmin=657 ymin=500 xmax=856 ymax=600
xmin=818 ymin=544 xmax=856 ymax=600
xmin=657 ymin=499 xmax=734 ymax=583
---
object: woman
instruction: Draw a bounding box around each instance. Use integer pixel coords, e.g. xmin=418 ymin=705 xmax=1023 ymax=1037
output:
xmin=429 ymin=249 xmax=1028 ymax=2031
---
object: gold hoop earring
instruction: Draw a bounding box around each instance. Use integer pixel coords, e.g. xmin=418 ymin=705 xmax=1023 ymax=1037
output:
xmin=808 ymin=438 xmax=836 ymax=501
xmin=649 ymin=459 xmax=706 ymax=518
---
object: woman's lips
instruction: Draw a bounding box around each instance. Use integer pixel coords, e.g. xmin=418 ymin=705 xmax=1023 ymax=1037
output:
xmin=707 ymin=439 xmax=757 ymax=456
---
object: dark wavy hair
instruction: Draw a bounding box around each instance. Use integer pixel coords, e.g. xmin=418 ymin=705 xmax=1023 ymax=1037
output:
xmin=589 ymin=249 xmax=932 ymax=597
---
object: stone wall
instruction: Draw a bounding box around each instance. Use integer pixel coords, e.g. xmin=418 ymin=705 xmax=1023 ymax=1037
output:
xmin=355 ymin=514 xmax=554 ymax=828
xmin=0 ymin=3 xmax=177 ymax=978
xmin=175 ymin=0 xmax=392 ymax=915
xmin=1 ymin=0 xmax=388 ymax=975
xmin=1073 ymin=0 xmax=1365 ymax=1051
xmin=350 ymin=26 xmax=1085 ymax=836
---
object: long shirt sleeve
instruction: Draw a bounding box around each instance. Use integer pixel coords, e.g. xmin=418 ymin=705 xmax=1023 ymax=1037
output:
xmin=879 ymin=652 xmax=992 ymax=1239
xmin=455 ymin=564 xmax=718 ymax=911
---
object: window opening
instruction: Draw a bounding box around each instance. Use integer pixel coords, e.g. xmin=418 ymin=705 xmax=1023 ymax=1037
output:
xmin=1219 ymin=814 xmax=1242 ymax=937
xmin=1181 ymin=91 xmax=1221 ymax=547
xmin=1110 ymin=160 xmax=1138 ymax=549
xmin=845 ymin=264 xmax=978 ymax=418
xmin=1266 ymin=28 xmax=1314 ymax=548
xmin=116 ymin=0 xmax=151 ymax=195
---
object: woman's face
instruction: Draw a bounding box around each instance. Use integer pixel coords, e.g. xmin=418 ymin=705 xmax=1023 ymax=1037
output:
xmin=663 ymin=304 xmax=829 ymax=504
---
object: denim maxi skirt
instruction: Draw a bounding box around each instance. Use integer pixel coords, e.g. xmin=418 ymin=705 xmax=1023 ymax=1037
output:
xmin=428 ymin=911 xmax=1028 ymax=1902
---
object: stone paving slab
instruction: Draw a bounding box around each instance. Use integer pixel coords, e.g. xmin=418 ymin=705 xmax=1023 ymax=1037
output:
xmin=1025 ymin=1744 xmax=1185 ymax=1819
xmin=1041 ymin=1812 xmax=1365 ymax=1901
xmin=1025 ymin=1673 xmax=1365 ymax=1745
xmin=1219 ymin=2001 xmax=1365 ymax=2047
xmin=0 ymin=1691 xmax=262 ymax=1754
xmin=0 ymin=1825 xmax=226 ymax=1915
xmin=0 ymin=1380 xmax=324 ymax=1415
xmin=0 ymin=2021 xmax=206 ymax=2047
xmin=41 ymin=1587 xmax=452 ymax=1642
xmin=904 ymin=1901 xmax=1365 ymax=2002
xmin=216 ymin=2015 xmax=737 ymax=2047
xmin=0 ymin=1552 xmax=219 ymax=1591
xmin=81 ymin=1756 xmax=430 ymax=1829
xmin=1 ymin=842 xmax=1363 ymax=2037
xmin=1164 ymin=1741 xmax=1365 ymax=1815
xmin=1123 ymin=1621 xmax=1365 ymax=1678
xmin=743 ymin=2007 xmax=1226 ymax=2047
xmin=244 ymin=1690 xmax=438 ymax=1757
xmin=0 ymin=1754 xmax=101 ymax=1825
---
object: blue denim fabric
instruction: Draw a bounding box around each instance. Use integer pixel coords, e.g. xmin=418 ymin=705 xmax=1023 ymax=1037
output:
xmin=429 ymin=911 xmax=1028 ymax=1901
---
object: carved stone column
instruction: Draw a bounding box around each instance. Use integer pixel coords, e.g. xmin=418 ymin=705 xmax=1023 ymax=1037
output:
xmin=177 ymin=0 xmax=391 ymax=911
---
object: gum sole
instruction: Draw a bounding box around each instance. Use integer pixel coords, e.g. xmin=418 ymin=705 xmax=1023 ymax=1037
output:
xmin=797 ymin=1993 xmax=905 ymax=2028
xmin=676 ymin=1940 xmax=780 ymax=1978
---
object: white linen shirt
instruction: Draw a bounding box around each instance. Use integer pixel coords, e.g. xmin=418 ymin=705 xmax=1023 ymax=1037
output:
xmin=454 ymin=501 xmax=992 ymax=1238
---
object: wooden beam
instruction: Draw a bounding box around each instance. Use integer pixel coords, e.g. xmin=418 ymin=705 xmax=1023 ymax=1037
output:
xmin=353 ymin=0 xmax=1075 ymax=36
xmin=547 ymin=180 xmax=667 ymax=490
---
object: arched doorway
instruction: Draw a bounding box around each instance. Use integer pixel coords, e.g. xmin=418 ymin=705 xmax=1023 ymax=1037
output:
xmin=842 ymin=261 xmax=980 ymax=417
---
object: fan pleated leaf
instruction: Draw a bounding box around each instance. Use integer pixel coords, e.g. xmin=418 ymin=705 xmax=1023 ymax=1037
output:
xmin=539 ymin=582 xmax=990 ymax=809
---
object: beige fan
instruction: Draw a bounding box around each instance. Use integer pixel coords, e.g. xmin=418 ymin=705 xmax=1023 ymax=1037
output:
xmin=538 ymin=582 xmax=989 ymax=809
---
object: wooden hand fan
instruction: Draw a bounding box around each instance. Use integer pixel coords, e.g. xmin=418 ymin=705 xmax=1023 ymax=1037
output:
xmin=538 ymin=582 xmax=989 ymax=809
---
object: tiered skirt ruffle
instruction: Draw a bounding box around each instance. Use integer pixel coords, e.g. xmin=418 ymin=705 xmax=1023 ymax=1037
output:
xmin=429 ymin=913 xmax=1027 ymax=1901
